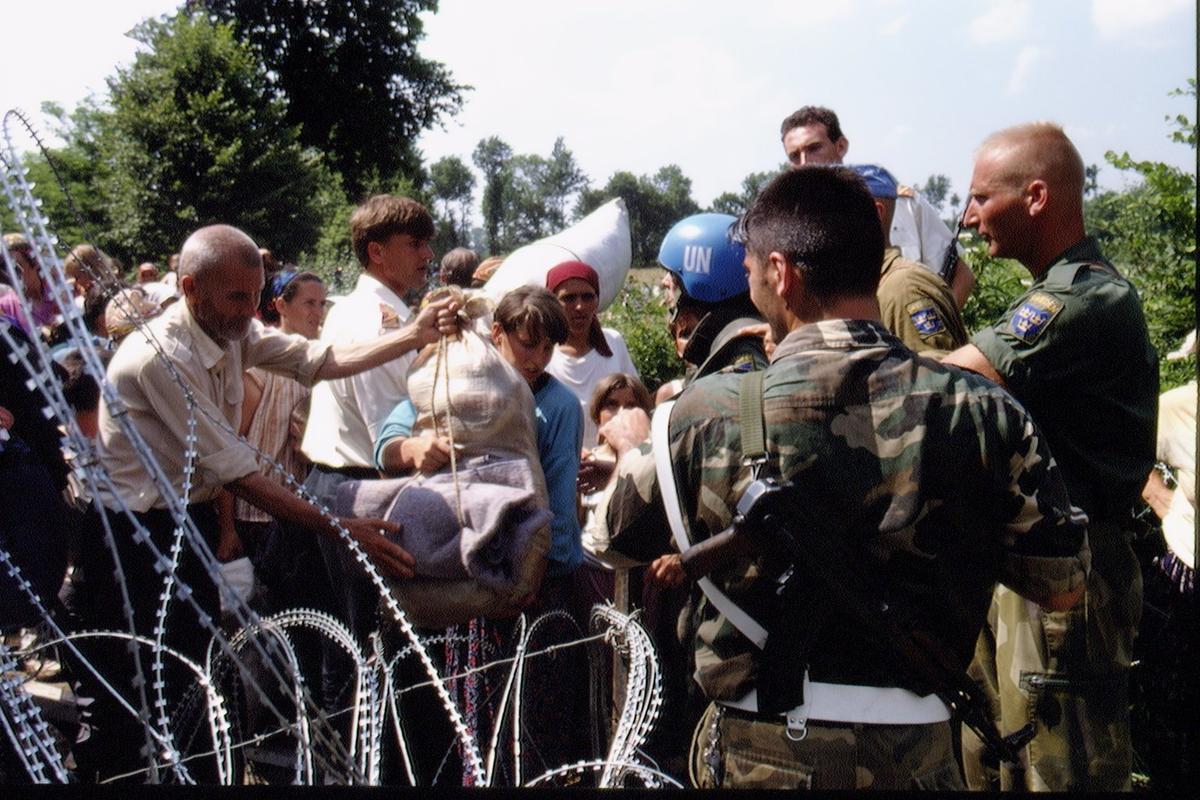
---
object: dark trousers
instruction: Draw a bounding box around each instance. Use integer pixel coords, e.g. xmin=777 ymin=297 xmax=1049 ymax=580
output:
xmin=70 ymin=502 xmax=220 ymax=783
xmin=302 ymin=464 xmax=382 ymax=751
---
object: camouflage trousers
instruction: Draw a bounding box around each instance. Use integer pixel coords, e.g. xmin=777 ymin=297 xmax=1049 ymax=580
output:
xmin=962 ymin=517 xmax=1140 ymax=791
xmin=689 ymin=701 xmax=963 ymax=790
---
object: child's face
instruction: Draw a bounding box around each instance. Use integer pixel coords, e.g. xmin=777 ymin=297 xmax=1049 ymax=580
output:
xmin=597 ymin=386 xmax=639 ymax=427
xmin=492 ymin=322 xmax=555 ymax=387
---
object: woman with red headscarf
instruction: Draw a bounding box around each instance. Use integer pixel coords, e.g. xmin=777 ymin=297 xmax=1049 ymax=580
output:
xmin=544 ymin=260 xmax=639 ymax=447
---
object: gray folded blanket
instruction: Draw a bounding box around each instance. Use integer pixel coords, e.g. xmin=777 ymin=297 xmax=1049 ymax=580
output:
xmin=335 ymin=455 xmax=553 ymax=593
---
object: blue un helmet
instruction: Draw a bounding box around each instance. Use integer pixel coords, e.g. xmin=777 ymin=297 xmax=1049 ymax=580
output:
xmin=657 ymin=213 xmax=748 ymax=303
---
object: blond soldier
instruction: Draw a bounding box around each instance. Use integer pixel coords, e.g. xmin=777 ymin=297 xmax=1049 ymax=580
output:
xmin=944 ymin=123 xmax=1158 ymax=791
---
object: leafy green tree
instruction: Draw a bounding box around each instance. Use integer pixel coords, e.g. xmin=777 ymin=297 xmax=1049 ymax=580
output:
xmin=1 ymin=101 xmax=116 ymax=256
xmin=101 ymin=12 xmax=328 ymax=264
xmin=578 ymin=165 xmax=700 ymax=264
xmin=473 ymin=136 xmax=513 ymax=255
xmin=196 ymin=0 xmax=465 ymax=196
xmin=429 ymin=155 xmax=475 ymax=251
xmin=470 ymin=136 xmax=589 ymax=253
xmin=601 ymin=279 xmax=681 ymax=392
xmin=540 ymin=137 xmax=589 ymax=232
xmin=708 ymin=168 xmax=781 ymax=217
xmin=919 ymin=174 xmax=952 ymax=212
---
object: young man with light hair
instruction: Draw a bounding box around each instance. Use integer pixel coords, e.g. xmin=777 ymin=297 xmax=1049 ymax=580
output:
xmin=943 ymin=122 xmax=1158 ymax=792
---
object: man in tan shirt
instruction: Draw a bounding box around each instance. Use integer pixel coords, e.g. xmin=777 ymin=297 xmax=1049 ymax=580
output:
xmin=849 ymin=164 xmax=967 ymax=357
xmin=72 ymin=224 xmax=457 ymax=782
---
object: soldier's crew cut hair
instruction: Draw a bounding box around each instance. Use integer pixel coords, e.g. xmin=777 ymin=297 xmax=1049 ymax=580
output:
xmin=740 ymin=166 xmax=884 ymax=301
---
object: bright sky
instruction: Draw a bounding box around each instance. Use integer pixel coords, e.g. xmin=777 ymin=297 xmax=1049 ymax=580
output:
xmin=3 ymin=0 xmax=1195 ymax=213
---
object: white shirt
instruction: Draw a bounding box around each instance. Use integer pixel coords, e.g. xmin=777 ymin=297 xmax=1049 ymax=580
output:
xmin=301 ymin=272 xmax=415 ymax=468
xmin=138 ymin=280 xmax=178 ymax=307
xmin=546 ymin=327 xmax=639 ymax=446
xmin=98 ymin=300 xmax=330 ymax=512
xmin=891 ymin=190 xmax=959 ymax=274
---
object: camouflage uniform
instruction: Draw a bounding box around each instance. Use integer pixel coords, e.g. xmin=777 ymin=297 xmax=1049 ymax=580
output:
xmin=604 ymin=318 xmax=1089 ymax=790
xmin=876 ymin=246 xmax=967 ymax=357
xmin=681 ymin=301 xmax=768 ymax=382
xmin=962 ymin=237 xmax=1158 ymax=791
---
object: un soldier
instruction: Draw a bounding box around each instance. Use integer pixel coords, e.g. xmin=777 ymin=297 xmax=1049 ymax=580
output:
xmin=655 ymin=213 xmax=769 ymax=398
xmin=944 ymin=122 xmax=1158 ymax=791
xmin=596 ymin=166 xmax=1089 ymax=790
xmin=850 ymin=163 xmax=967 ymax=357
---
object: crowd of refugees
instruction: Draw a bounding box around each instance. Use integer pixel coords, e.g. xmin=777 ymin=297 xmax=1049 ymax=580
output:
xmin=0 ymin=105 xmax=1194 ymax=790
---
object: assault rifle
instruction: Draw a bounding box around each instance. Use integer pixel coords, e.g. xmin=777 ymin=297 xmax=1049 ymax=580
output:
xmin=680 ymin=476 xmax=1035 ymax=768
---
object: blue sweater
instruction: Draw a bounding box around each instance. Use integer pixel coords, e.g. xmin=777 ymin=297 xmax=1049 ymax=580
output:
xmin=374 ymin=373 xmax=583 ymax=574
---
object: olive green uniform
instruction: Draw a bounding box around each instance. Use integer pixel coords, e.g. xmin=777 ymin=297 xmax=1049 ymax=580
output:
xmin=603 ymin=319 xmax=1089 ymax=789
xmin=962 ymin=237 xmax=1158 ymax=791
xmin=876 ymin=246 xmax=967 ymax=357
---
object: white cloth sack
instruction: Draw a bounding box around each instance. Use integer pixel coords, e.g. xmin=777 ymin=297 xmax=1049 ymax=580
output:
xmin=484 ymin=198 xmax=632 ymax=312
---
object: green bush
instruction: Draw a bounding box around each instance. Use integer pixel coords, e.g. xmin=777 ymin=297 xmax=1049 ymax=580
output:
xmin=602 ymin=279 xmax=683 ymax=393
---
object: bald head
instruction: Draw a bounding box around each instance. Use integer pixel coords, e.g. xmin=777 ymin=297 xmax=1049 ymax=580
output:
xmin=976 ymin=122 xmax=1086 ymax=208
xmin=179 ymin=225 xmax=262 ymax=285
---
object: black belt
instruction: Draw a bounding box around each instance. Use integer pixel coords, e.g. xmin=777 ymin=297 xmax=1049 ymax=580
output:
xmin=313 ymin=463 xmax=378 ymax=480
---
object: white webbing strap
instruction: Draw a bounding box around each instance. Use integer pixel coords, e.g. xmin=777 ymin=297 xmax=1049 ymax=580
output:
xmin=651 ymin=401 xmax=769 ymax=649
xmin=719 ymin=677 xmax=951 ymax=726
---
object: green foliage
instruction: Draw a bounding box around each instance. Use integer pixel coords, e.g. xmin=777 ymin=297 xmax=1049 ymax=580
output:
xmin=1086 ymin=150 xmax=1195 ymax=390
xmin=958 ymin=237 xmax=1030 ymax=335
xmin=918 ymin=174 xmax=952 ymax=212
xmin=198 ymin=0 xmax=466 ymax=197
xmin=1167 ymin=79 xmax=1197 ymax=146
xmin=578 ymin=165 xmax=700 ymax=264
xmin=473 ymin=136 xmax=513 ymax=255
xmin=708 ymin=167 xmax=783 ymax=217
xmin=471 ymin=136 xmax=589 ymax=254
xmin=100 ymin=12 xmax=327 ymax=264
xmin=601 ymin=279 xmax=682 ymax=392
xmin=1 ymin=101 xmax=116 ymax=259
xmin=429 ymin=155 xmax=476 ymax=253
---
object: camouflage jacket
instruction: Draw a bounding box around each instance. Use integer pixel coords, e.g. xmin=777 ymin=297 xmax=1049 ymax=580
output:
xmin=605 ymin=318 xmax=1090 ymax=701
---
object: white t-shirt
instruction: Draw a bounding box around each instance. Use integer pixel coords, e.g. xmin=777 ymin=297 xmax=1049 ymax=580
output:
xmin=300 ymin=272 xmax=415 ymax=468
xmin=546 ymin=327 xmax=639 ymax=446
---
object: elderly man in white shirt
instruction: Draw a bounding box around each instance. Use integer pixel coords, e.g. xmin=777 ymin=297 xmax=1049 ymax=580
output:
xmin=72 ymin=223 xmax=456 ymax=782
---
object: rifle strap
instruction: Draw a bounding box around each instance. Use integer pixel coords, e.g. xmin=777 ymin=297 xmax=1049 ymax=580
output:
xmin=652 ymin=399 xmax=768 ymax=649
xmin=738 ymin=370 xmax=768 ymax=478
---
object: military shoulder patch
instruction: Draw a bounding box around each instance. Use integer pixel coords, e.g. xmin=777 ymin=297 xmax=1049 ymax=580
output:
xmin=906 ymin=300 xmax=945 ymax=338
xmin=1007 ymin=291 xmax=1064 ymax=344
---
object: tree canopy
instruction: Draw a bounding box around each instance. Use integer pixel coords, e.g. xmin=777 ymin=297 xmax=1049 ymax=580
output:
xmin=197 ymin=0 xmax=466 ymax=197
xmin=578 ymin=165 xmax=699 ymax=264
xmin=472 ymin=136 xmax=589 ymax=254
xmin=100 ymin=12 xmax=327 ymax=263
